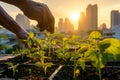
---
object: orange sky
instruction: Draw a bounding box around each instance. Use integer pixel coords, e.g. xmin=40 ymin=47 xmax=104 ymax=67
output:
xmin=1 ymin=0 xmax=120 ymax=29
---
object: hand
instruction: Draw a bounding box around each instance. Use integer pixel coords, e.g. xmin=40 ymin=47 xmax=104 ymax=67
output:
xmin=22 ymin=1 xmax=55 ymax=33
xmin=17 ymin=30 xmax=28 ymax=40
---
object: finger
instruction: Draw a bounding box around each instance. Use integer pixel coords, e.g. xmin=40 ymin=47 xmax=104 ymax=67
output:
xmin=42 ymin=4 xmax=55 ymax=33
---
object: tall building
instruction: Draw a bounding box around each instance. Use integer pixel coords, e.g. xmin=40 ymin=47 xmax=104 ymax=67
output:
xmin=78 ymin=12 xmax=87 ymax=31
xmin=78 ymin=4 xmax=98 ymax=32
xmin=86 ymin=4 xmax=98 ymax=30
xmin=58 ymin=18 xmax=64 ymax=32
xmin=64 ymin=18 xmax=74 ymax=33
xmin=58 ymin=18 xmax=74 ymax=33
xmin=16 ymin=13 xmax=30 ymax=29
xmin=111 ymin=10 xmax=120 ymax=28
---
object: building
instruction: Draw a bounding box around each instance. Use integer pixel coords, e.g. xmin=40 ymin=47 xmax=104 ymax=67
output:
xmin=58 ymin=18 xmax=74 ymax=33
xmin=16 ymin=13 xmax=31 ymax=29
xmin=86 ymin=4 xmax=98 ymax=31
xmin=78 ymin=12 xmax=87 ymax=31
xmin=58 ymin=18 xmax=64 ymax=32
xmin=78 ymin=4 xmax=98 ymax=32
xmin=111 ymin=10 xmax=120 ymax=28
xmin=99 ymin=23 xmax=107 ymax=30
xmin=102 ymin=28 xmax=115 ymax=39
xmin=111 ymin=25 xmax=120 ymax=39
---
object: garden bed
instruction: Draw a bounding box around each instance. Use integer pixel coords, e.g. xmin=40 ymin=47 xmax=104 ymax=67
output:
xmin=53 ymin=61 xmax=120 ymax=80
xmin=0 ymin=64 xmax=59 ymax=80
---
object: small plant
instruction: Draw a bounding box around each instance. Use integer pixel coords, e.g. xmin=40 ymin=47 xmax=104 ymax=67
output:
xmin=14 ymin=32 xmax=54 ymax=76
xmin=84 ymin=31 xmax=120 ymax=80
xmin=7 ymin=62 xmax=18 ymax=77
xmin=56 ymin=35 xmax=86 ymax=80
xmin=56 ymin=31 xmax=120 ymax=80
xmin=9 ymin=31 xmax=120 ymax=80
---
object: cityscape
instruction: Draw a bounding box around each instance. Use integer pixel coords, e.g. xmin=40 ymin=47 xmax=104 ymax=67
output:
xmin=0 ymin=1 xmax=120 ymax=80
xmin=1 ymin=4 xmax=120 ymax=54
xmin=57 ymin=4 xmax=120 ymax=39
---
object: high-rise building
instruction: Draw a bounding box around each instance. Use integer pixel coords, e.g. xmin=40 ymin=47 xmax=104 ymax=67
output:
xmin=58 ymin=18 xmax=74 ymax=33
xmin=78 ymin=12 xmax=87 ymax=31
xmin=111 ymin=10 xmax=120 ymax=28
xmin=64 ymin=18 xmax=74 ymax=33
xmin=58 ymin=18 xmax=64 ymax=32
xmin=86 ymin=4 xmax=98 ymax=30
xmin=78 ymin=4 xmax=98 ymax=32
xmin=16 ymin=13 xmax=30 ymax=29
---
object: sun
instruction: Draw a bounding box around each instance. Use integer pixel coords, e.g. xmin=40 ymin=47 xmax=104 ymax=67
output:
xmin=70 ymin=13 xmax=80 ymax=22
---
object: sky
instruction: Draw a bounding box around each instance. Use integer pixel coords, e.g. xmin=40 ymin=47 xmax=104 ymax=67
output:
xmin=1 ymin=0 xmax=120 ymax=29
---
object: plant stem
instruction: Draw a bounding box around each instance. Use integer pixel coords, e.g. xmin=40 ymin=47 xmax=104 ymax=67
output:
xmin=73 ymin=61 xmax=77 ymax=80
xmin=96 ymin=40 xmax=102 ymax=80
xmin=48 ymin=38 xmax=51 ymax=57
xmin=98 ymin=56 xmax=102 ymax=80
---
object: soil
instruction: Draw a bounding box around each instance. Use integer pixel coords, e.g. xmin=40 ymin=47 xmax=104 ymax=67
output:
xmin=53 ymin=61 xmax=120 ymax=80
xmin=0 ymin=64 xmax=58 ymax=80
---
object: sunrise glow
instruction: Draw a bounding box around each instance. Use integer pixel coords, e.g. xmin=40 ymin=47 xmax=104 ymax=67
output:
xmin=70 ymin=12 xmax=80 ymax=22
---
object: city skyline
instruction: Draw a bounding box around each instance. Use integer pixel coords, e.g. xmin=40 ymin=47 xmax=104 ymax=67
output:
xmin=1 ymin=0 xmax=120 ymax=29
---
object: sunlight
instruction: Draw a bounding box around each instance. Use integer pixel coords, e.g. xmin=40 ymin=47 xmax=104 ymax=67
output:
xmin=70 ymin=12 xmax=80 ymax=22
xmin=69 ymin=12 xmax=80 ymax=30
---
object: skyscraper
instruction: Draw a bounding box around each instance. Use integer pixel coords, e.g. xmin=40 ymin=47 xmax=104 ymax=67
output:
xmin=78 ymin=12 xmax=86 ymax=31
xmin=58 ymin=18 xmax=64 ymax=32
xmin=58 ymin=18 xmax=74 ymax=33
xmin=78 ymin=4 xmax=98 ymax=32
xmin=86 ymin=4 xmax=98 ymax=30
xmin=111 ymin=10 xmax=120 ymax=28
xmin=64 ymin=18 xmax=74 ymax=33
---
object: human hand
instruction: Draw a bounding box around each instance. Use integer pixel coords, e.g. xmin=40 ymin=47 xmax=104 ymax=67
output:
xmin=22 ymin=1 xmax=55 ymax=33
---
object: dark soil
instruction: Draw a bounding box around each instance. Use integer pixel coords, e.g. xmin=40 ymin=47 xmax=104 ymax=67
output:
xmin=53 ymin=61 xmax=120 ymax=80
xmin=0 ymin=64 xmax=58 ymax=80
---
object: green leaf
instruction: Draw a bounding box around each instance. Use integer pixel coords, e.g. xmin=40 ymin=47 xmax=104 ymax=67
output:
xmin=45 ymin=62 xmax=53 ymax=67
xmin=56 ymin=48 xmax=63 ymax=53
xmin=0 ymin=44 xmax=10 ymax=50
xmin=106 ymin=46 xmax=120 ymax=55
xmin=77 ymin=58 xmax=85 ymax=70
xmin=72 ymin=35 xmax=80 ymax=40
xmin=75 ymin=69 xmax=80 ymax=74
xmin=65 ymin=44 xmax=69 ymax=49
xmin=102 ymin=53 xmax=114 ymax=65
xmin=85 ymin=50 xmax=98 ymax=61
xmin=71 ymin=53 xmax=80 ymax=60
xmin=98 ymin=39 xmax=111 ymax=51
xmin=78 ymin=46 xmax=88 ymax=53
xmin=63 ymin=37 xmax=69 ymax=41
xmin=29 ymin=32 xmax=34 ymax=38
xmin=89 ymin=31 xmax=102 ymax=39
xmin=51 ymin=40 xmax=56 ymax=45
xmin=65 ymin=52 xmax=71 ymax=59
xmin=0 ymin=34 xmax=8 ymax=39
xmin=57 ymin=53 xmax=64 ymax=59
xmin=35 ymin=62 xmax=42 ymax=67
xmin=109 ymin=38 xmax=120 ymax=47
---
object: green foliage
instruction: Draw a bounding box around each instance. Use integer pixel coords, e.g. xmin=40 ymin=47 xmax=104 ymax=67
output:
xmin=14 ymin=32 xmax=54 ymax=75
xmin=0 ymin=44 xmax=10 ymax=50
xmin=89 ymin=31 xmax=102 ymax=39
xmin=0 ymin=34 xmax=8 ymax=40
xmin=10 ymin=31 xmax=120 ymax=79
xmin=7 ymin=62 xmax=18 ymax=76
xmin=0 ymin=34 xmax=10 ymax=51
